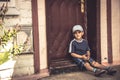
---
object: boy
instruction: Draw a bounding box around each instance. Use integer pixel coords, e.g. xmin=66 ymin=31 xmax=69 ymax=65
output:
xmin=69 ymin=25 xmax=117 ymax=77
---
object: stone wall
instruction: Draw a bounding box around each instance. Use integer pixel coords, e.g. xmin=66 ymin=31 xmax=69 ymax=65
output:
xmin=1 ymin=0 xmax=32 ymax=27
xmin=0 ymin=0 xmax=34 ymax=79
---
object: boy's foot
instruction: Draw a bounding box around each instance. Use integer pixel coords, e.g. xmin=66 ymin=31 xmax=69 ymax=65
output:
xmin=106 ymin=67 xmax=117 ymax=75
xmin=94 ymin=69 xmax=106 ymax=77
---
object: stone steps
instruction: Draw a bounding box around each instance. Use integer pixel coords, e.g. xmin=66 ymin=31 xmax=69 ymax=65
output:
xmin=49 ymin=59 xmax=82 ymax=74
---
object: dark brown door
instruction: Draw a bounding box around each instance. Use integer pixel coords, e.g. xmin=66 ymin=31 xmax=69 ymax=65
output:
xmin=46 ymin=0 xmax=87 ymax=65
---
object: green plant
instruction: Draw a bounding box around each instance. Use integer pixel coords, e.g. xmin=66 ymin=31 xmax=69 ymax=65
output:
xmin=0 ymin=27 xmax=23 ymax=65
xmin=0 ymin=51 xmax=10 ymax=65
xmin=0 ymin=3 xmax=22 ymax=65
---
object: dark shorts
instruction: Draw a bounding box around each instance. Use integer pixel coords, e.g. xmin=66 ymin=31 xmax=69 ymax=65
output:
xmin=73 ymin=58 xmax=94 ymax=69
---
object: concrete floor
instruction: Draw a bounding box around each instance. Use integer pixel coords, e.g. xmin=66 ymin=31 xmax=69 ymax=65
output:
xmin=40 ymin=65 xmax=120 ymax=80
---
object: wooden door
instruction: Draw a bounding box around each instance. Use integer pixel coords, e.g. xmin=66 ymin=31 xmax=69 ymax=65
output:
xmin=46 ymin=0 xmax=87 ymax=66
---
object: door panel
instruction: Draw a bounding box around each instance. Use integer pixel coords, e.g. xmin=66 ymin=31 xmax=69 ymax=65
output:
xmin=46 ymin=0 xmax=86 ymax=61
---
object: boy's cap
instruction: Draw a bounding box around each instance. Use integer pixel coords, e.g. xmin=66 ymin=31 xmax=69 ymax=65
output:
xmin=72 ymin=25 xmax=83 ymax=33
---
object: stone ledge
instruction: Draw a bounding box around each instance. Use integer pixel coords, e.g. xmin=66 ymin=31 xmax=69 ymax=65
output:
xmin=6 ymin=7 xmax=20 ymax=16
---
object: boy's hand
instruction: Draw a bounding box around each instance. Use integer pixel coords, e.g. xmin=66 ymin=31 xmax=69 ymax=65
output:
xmin=85 ymin=54 xmax=90 ymax=60
xmin=82 ymin=55 xmax=89 ymax=61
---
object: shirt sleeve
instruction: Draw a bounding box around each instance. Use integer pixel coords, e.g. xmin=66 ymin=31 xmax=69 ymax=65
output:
xmin=69 ymin=41 xmax=75 ymax=53
xmin=86 ymin=45 xmax=90 ymax=51
xmin=86 ymin=40 xmax=90 ymax=51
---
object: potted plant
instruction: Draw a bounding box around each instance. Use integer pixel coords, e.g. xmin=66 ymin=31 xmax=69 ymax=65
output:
xmin=0 ymin=3 xmax=22 ymax=65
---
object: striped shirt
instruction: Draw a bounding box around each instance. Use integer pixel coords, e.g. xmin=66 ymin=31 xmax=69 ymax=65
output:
xmin=69 ymin=39 xmax=90 ymax=55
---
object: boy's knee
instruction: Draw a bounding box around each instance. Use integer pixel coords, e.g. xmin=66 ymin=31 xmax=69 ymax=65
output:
xmin=84 ymin=62 xmax=90 ymax=66
xmin=92 ymin=61 xmax=97 ymax=66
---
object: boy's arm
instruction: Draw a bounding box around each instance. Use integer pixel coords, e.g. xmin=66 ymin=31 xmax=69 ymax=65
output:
xmin=71 ymin=53 xmax=88 ymax=60
xmin=86 ymin=51 xmax=91 ymax=59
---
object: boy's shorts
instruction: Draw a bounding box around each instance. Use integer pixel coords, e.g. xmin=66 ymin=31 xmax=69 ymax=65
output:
xmin=73 ymin=58 xmax=94 ymax=69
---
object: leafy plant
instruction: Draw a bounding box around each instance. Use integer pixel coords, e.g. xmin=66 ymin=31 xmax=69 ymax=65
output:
xmin=0 ymin=51 xmax=10 ymax=65
xmin=0 ymin=3 xmax=22 ymax=65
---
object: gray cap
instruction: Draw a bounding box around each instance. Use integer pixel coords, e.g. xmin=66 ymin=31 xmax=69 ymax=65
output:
xmin=72 ymin=25 xmax=83 ymax=33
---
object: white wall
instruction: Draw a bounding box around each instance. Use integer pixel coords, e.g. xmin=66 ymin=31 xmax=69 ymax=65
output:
xmin=100 ymin=0 xmax=120 ymax=64
xmin=100 ymin=0 xmax=108 ymax=63
xmin=111 ymin=0 xmax=120 ymax=63
xmin=37 ymin=0 xmax=48 ymax=70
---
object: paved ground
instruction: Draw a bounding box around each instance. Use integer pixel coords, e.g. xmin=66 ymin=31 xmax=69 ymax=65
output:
xmin=40 ymin=65 xmax=120 ymax=80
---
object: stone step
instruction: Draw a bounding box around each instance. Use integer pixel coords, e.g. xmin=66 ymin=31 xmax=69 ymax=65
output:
xmin=50 ymin=59 xmax=76 ymax=69
xmin=49 ymin=59 xmax=82 ymax=74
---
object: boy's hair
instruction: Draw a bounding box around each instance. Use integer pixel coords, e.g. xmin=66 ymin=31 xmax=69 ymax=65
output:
xmin=72 ymin=25 xmax=83 ymax=33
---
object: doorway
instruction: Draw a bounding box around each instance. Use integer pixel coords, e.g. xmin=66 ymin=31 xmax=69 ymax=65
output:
xmin=45 ymin=0 xmax=98 ymax=69
xmin=87 ymin=0 xmax=97 ymax=60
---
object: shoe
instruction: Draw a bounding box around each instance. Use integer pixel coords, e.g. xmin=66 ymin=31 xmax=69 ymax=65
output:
xmin=106 ymin=67 xmax=117 ymax=75
xmin=94 ymin=69 xmax=106 ymax=77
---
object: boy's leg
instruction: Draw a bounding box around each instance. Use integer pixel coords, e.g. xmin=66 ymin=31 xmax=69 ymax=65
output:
xmin=84 ymin=62 xmax=106 ymax=76
xmin=90 ymin=60 xmax=117 ymax=75
xmin=91 ymin=61 xmax=107 ymax=69
xmin=73 ymin=58 xmax=94 ymax=71
xmin=84 ymin=62 xmax=94 ymax=71
xmin=73 ymin=58 xmax=106 ymax=76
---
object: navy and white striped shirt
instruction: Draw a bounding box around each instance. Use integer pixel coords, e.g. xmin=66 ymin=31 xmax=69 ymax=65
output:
xmin=69 ymin=39 xmax=90 ymax=55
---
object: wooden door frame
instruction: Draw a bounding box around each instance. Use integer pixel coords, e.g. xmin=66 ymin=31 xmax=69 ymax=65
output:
xmin=31 ymin=0 xmax=102 ymax=73
xmin=107 ymin=0 xmax=113 ymax=63
xmin=96 ymin=0 xmax=113 ymax=63
xmin=96 ymin=0 xmax=101 ymax=63
xmin=31 ymin=0 xmax=40 ymax=73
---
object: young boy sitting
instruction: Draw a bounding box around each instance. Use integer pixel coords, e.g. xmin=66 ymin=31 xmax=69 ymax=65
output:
xmin=69 ymin=25 xmax=117 ymax=77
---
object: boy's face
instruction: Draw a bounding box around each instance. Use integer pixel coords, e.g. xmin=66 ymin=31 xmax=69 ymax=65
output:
xmin=73 ymin=30 xmax=84 ymax=40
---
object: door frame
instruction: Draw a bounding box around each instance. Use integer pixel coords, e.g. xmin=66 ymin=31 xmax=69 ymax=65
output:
xmin=31 ymin=0 xmax=101 ymax=73
xmin=31 ymin=0 xmax=40 ymax=73
xmin=96 ymin=0 xmax=101 ymax=63
xmin=44 ymin=0 xmax=102 ymax=70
